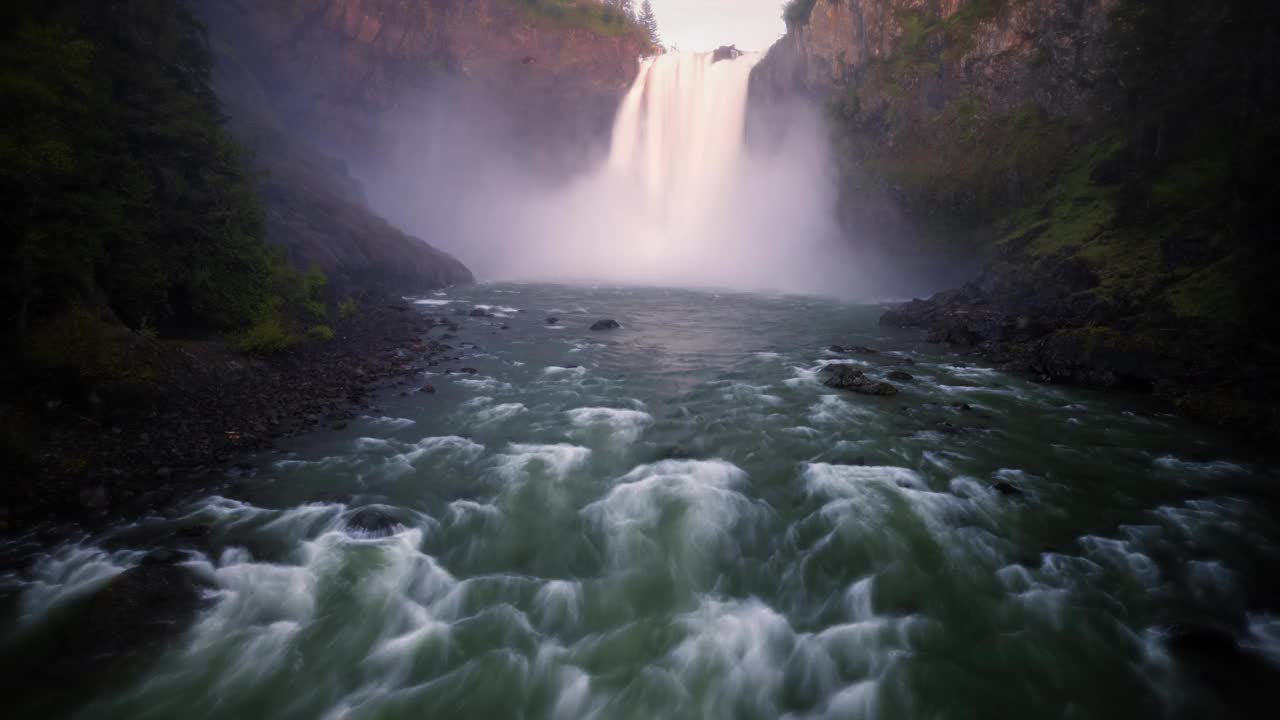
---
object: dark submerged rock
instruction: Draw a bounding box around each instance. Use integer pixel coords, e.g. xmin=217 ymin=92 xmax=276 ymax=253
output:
xmin=545 ymin=317 xmax=559 ymax=325
xmin=590 ymin=319 xmax=621 ymax=331
xmin=821 ymin=365 xmax=899 ymax=396
xmin=2 ymin=563 xmax=212 ymax=715
xmin=887 ymin=370 xmax=915 ymax=381
xmin=993 ymin=481 xmax=1022 ymax=496
xmin=829 ymin=344 xmax=878 ymax=354
xmin=712 ymin=45 xmax=743 ymax=63
xmin=468 ymin=308 xmax=492 ymax=317
xmin=345 ymin=507 xmax=403 ymax=537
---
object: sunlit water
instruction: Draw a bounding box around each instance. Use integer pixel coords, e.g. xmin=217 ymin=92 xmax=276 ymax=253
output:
xmin=5 ymin=284 xmax=1280 ymax=718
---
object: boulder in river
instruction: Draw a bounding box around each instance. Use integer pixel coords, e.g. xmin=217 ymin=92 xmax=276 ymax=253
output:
xmin=712 ymin=45 xmax=743 ymax=63
xmin=887 ymin=370 xmax=915 ymax=381
xmin=829 ymin=344 xmax=878 ymax=355
xmin=590 ymin=319 xmax=621 ymax=331
xmin=545 ymin=317 xmax=559 ymax=325
xmin=468 ymin=308 xmax=492 ymax=318
xmin=344 ymin=507 xmax=403 ymax=537
xmin=821 ymin=365 xmax=899 ymax=396
xmin=993 ymin=481 xmax=1022 ymax=496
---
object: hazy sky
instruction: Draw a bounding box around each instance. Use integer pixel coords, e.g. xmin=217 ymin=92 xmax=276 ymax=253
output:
xmin=649 ymin=0 xmax=786 ymax=52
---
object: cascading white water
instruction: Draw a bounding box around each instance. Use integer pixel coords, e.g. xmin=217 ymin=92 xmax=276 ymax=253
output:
xmin=364 ymin=49 xmax=851 ymax=294
xmin=606 ymin=52 xmax=761 ymax=232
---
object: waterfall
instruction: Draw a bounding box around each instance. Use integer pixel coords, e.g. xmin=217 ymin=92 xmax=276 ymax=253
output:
xmin=605 ymin=52 xmax=761 ymax=235
xmin=370 ymin=48 xmax=849 ymax=294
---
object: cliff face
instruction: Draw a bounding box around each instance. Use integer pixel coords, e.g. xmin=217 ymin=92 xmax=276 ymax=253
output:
xmin=754 ymin=0 xmax=1114 ymax=114
xmin=751 ymin=0 xmax=1120 ymax=244
xmin=199 ymin=0 xmax=649 ymax=169
xmin=752 ymin=0 xmax=1280 ymax=439
xmin=192 ymin=0 xmax=651 ymax=292
xmin=201 ymin=1 xmax=474 ymax=293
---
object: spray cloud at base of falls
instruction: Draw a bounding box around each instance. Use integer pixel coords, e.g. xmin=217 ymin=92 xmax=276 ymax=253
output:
xmin=362 ymin=51 xmax=854 ymax=295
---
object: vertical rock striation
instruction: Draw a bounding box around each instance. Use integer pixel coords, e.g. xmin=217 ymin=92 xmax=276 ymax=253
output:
xmin=751 ymin=0 xmax=1280 ymax=439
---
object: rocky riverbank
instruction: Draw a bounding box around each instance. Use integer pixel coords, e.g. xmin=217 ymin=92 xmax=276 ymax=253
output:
xmin=880 ymin=279 xmax=1280 ymax=444
xmin=0 ymin=295 xmax=471 ymax=536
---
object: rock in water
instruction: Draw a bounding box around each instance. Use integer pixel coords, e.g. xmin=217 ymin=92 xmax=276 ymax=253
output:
xmin=887 ymin=370 xmax=915 ymax=381
xmin=545 ymin=317 xmax=559 ymax=325
xmin=590 ymin=319 xmax=621 ymax=331
xmin=821 ymin=365 xmax=899 ymax=396
xmin=345 ymin=507 xmax=403 ymax=537
xmin=712 ymin=45 xmax=743 ymax=63
xmin=469 ymin=308 xmax=492 ymax=317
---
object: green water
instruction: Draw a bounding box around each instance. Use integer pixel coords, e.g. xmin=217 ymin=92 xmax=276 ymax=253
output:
xmin=4 ymin=284 xmax=1279 ymax=718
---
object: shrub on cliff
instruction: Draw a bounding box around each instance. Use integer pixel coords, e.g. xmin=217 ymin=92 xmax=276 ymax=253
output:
xmin=783 ymin=0 xmax=819 ymax=30
xmin=516 ymin=0 xmax=647 ymax=39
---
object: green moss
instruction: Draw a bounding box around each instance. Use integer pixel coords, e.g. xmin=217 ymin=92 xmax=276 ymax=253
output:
xmin=897 ymin=10 xmax=940 ymax=54
xmin=1149 ymin=157 xmax=1229 ymax=209
xmin=25 ymin=305 xmax=156 ymax=384
xmin=306 ymin=324 xmax=336 ymax=342
xmin=238 ymin=298 xmax=298 ymax=355
xmin=337 ymin=297 xmax=359 ymax=319
xmin=1164 ymin=260 xmax=1241 ymax=320
xmin=513 ymin=0 xmax=645 ymax=38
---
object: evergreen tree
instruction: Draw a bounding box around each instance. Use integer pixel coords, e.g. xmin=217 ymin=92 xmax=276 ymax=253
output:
xmin=1 ymin=0 xmax=275 ymax=338
xmin=640 ymin=0 xmax=660 ymax=46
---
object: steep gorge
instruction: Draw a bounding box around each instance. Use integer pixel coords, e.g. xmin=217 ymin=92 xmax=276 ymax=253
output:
xmin=195 ymin=0 xmax=654 ymax=288
xmin=751 ymin=0 xmax=1280 ymax=439
xmin=199 ymin=0 xmax=650 ymax=172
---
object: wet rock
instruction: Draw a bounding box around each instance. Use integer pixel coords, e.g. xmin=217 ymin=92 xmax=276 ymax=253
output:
xmin=460 ymin=367 xmax=479 ymax=374
xmin=140 ymin=548 xmax=184 ymax=566
xmin=827 ymin=344 xmax=877 ymax=354
xmin=712 ymin=44 xmax=743 ymax=62
xmin=175 ymin=523 xmax=212 ymax=539
xmin=993 ymin=481 xmax=1022 ymax=496
xmin=1167 ymin=624 xmax=1241 ymax=657
xmin=821 ymin=365 xmax=899 ymax=396
xmin=78 ymin=485 xmax=110 ymax=509
xmin=887 ymin=370 xmax=915 ymax=381
xmin=953 ymin=402 xmax=973 ymax=412
xmin=590 ymin=319 xmax=621 ymax=331
xmin=420 ymin=384 xmax=436 ymax=394
xmin=344 ymin=507 xmax=403 ymax=537
xmin=49 ymin=563 xmax=211 ymax=670
xmin=545 ymin=317 xmax=559 ymax=325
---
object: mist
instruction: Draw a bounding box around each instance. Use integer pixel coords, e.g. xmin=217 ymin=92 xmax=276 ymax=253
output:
xmin=355 ymin=51 xmax=864 ymax=297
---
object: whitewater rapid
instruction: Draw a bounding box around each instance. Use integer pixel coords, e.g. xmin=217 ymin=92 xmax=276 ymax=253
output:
xmin=3 ymin=284 xmax=1278 ymax=718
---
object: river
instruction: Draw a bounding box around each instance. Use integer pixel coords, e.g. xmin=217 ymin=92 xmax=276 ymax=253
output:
xmin=3 ymin=283 xmax=1278 ymax=718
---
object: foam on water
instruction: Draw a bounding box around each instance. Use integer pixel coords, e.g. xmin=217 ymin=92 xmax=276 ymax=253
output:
xmin=4 ymin=283 xmax=1272 ymax=719
xmin=566 ymin=407 xmax=654 ymax=444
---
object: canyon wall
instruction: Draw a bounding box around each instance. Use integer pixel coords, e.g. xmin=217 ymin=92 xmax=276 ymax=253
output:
xmin=200 ymin=0 xmax=650 ymax=170
xmin=751 ymin=0 xmax=1280 ymax=438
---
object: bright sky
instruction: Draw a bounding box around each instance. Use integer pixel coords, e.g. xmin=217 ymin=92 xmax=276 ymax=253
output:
xmin=648 ymin=0 xmax=787 ymax=53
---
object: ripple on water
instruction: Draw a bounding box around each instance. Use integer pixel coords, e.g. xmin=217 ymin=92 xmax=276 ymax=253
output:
xmin=491 ymin=443 xmax=591 ymax=483
xmin=583 ymin=459 xmax=758 ymax=572
xmin=566 ymin=406 xmax=654 ymax=444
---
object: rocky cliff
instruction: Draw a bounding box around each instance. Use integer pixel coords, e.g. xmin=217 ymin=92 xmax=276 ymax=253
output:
xmin=198 ymin=0 xmax=650 ymax=171
xmin=752 ymin=0 xmax=1280 ymax=439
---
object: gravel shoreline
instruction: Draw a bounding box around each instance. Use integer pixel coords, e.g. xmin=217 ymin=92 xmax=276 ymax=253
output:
xmin=0 ymin=294 xmax=463 ymax=539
